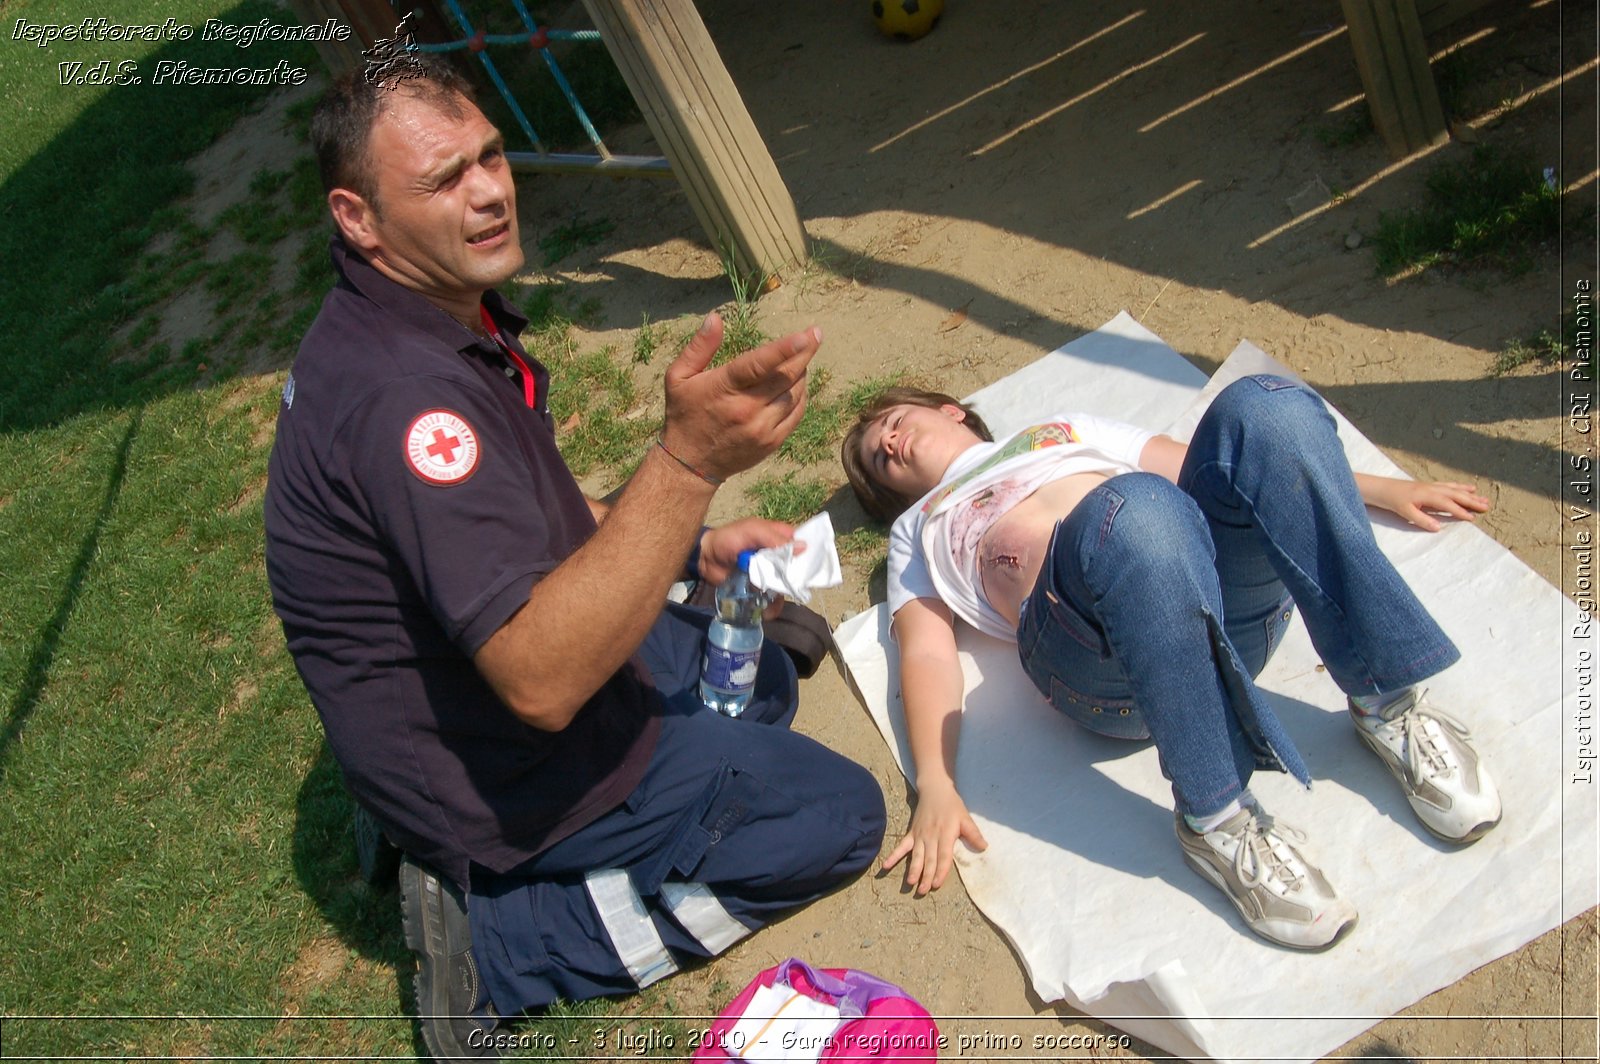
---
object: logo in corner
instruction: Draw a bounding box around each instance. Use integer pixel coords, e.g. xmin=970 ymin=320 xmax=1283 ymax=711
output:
xmin=362 ymin=12 xmax=424 ymax=87
xmin=405 ymin=410 xmax=480 ymax=485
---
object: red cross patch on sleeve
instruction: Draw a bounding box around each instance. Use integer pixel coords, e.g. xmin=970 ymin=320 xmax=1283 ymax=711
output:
xmin=404 ymin=409 xmax=481 ymax=485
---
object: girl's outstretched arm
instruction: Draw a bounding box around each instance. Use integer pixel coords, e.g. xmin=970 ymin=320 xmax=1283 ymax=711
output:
xmin=1140 ymin=435 xmax=1490 ymax=532
xmin=1353 ymin=474 xmax=1491 ymax=532
xmin=885 ymin=596 xmax=990 ymax=895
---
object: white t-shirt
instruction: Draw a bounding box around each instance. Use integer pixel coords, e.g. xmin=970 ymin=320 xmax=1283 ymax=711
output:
xmin=886 ymin=413 xmax=1154 ymax=640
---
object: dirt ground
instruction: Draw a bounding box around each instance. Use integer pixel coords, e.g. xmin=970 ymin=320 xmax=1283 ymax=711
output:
xmin=193 ymin=0 xmax=1596 ymax=1059
xmin=503 ymin=2 xmax=1595 ymax=1059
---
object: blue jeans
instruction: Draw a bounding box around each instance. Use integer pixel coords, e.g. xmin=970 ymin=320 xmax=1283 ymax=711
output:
xmin=1016 ymin=375 xmax=1459 ymax=818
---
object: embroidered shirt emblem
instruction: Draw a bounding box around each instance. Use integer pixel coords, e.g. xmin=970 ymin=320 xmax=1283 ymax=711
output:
xmin=404 ymin=409 xmax=481 ymax=485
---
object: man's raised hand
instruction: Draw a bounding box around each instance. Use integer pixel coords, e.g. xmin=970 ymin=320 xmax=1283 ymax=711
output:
xmin=660 ymin=312 xmax=822 ymax=483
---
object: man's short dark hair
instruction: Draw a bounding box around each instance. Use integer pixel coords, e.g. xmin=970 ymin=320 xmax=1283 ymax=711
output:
xmin=310 ymin=55 xmax=477 ymax=215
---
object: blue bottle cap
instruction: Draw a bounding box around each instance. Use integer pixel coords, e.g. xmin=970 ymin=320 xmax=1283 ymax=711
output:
xmin=736 ymin=548 xmax=757 ymax=570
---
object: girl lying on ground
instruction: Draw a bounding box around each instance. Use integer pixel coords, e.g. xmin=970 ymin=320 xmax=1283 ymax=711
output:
xmin=841 ymin=374 xmax=1501 ymax=950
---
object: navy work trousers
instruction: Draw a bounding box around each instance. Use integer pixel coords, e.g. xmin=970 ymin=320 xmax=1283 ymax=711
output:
xmin=467 ymin=603 xmax=886 ymax=1013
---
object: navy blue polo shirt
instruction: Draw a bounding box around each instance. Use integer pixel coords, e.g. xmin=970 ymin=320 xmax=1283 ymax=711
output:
xmin=264 ymin=236 xmax=660 ymax=887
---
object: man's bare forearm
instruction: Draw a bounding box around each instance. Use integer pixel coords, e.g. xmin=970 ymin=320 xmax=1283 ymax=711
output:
xmin=475 ymin=446 xmax=715 ymax=729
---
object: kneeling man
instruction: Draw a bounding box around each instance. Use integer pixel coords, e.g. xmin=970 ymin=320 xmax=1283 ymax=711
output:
xmin=264 ymin=57 xmax=883 ymax=1059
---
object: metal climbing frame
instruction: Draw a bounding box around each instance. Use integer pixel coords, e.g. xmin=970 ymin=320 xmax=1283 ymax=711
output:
xmin=418 ymin=0 xmax=672 ymax=178
xmin=288 ymin=0 xmax=808 ymax=282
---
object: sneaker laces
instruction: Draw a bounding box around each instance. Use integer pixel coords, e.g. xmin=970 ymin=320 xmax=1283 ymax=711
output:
xmin=1230 ymin=810 xmax=1309 ymax=896
xmin=1388 ymin=690 xmax=1467 ymax=780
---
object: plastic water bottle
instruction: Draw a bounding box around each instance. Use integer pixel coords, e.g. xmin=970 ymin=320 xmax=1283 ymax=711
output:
xmin=700 ymin=549 xmax=766 ymax=716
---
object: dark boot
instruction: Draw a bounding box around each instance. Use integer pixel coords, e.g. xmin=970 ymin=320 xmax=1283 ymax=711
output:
xmin=398 ymin=854 xmax=502 ymax=1060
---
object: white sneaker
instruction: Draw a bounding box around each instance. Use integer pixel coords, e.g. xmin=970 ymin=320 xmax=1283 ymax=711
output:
xmin=1176 ymin=807 xmax=1358 ymax=951
xmin=1350 ymin=689 xmax=1501 ymax=843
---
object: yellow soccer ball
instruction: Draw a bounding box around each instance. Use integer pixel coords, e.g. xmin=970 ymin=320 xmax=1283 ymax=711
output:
xmin=873 ymin=0 xmax=944 ymax=42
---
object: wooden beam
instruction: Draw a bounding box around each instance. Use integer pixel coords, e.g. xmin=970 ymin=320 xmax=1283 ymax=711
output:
xmin=1418 ymin=0 xmax=1498 ymax=36
xmin=1341 ymin=0 xmax=1449 ymax=158
xmin=580 ymin=0 xmax=809 ymax=286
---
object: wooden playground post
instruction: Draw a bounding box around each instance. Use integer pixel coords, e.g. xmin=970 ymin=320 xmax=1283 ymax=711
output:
xmin=1341 ymin=0 xmax=1448 ymax=158
xmin=578 ymin=0 xmax=810 ymax=287
xmin=1339 ymin=0 xmax=1499 ymax=159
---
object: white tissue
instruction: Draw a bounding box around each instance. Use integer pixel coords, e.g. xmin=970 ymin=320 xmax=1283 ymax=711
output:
xmin=727 ymin=983 xmax=842 ymax=1064
xmin=746 ymin=512 xmax=842 ymax=605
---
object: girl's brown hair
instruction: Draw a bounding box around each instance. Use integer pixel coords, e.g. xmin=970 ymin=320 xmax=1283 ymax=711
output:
xmin=841 ymin=387 xmax=992 ymax=522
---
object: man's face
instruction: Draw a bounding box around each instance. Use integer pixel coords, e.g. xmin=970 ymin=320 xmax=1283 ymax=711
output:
xmin=354 ymin=90 xmax=524 ymax=306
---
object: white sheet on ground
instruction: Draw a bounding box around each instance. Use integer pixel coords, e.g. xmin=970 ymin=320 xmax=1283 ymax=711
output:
xmin=834 ymin=312 xmax=1597 ymax=1064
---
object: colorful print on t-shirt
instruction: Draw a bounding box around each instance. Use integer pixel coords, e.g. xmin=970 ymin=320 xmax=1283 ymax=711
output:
xmin=921 ymin=421 xmax=1078 ymax=515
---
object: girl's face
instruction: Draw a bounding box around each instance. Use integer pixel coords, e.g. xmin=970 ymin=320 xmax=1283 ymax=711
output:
xmin=858 ymin=402 xmax=983 ymax=500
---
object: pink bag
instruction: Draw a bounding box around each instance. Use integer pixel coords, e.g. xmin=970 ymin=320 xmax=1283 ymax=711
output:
xmin=692 ymin=958 xmax=941 ymax=1062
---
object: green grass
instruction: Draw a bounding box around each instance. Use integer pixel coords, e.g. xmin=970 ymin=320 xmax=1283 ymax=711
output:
xmin=1370 ymin=146 xmax=1563 ymax=277
xmin=746 ymin=471 xmax=834 ymax=524
xmin=0 ymin=382 xmax=388 ymax=1057
xmin=1312 ymin=108 xmax=1373 ymax=149
xmin=777 ymin=368 xmax=842 ymax=463
xmin=1432 ymin=48 xmax=1489 ymax=121
xmin=539 ymin=214 xmax=615 ymax=266
xmin=750 ymin=369 xmax=908 ymax=528
xmin=803 ymin=240 xmax=881 ymax=289
xmin=0 ymin=0 xmax=633 ymax=1055
xmin=0 ymin=0 xmax=320 ymax=431
xmin=522 ymin=270 xmax=798 ymax=487
xmin=780 ymin=370 xmax=904 ymax=465
xmin=206 ymin=249 xmax=278 ymax=316
xmin=547 ymin=343 xmax=656 ymax=479
xmin=633 ymin=312 xmax=663 ymax=363
xmin=0 ymin=2 xmax=858 ymax=1055
xmin=708 ymin=247 xmax=771 ymax=363
xmin=837 ymin=525 xmax=890 ymax=562
xmin=508 ymin=290 xmax=659 ymax=485
xmin=716 ymin=301 xmax=767 ymax=365
xmin=1491 ymin=311 xmax=1579 ymax=376
xmin=219 ymin=185 xmax=300 ymax=246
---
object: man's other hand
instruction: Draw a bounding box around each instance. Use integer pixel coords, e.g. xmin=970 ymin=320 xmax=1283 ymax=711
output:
xmin=660 ymin=312 xmax=821 ymax=482
xmin=696 ymin=518 xmax=798 ymax=584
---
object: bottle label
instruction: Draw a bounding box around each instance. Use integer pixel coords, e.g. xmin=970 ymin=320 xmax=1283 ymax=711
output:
xmin=701 ymin=644 xmax=759 ymax=691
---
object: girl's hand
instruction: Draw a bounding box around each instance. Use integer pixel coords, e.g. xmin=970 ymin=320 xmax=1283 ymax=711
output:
xmin=1367 ymin=479 xmax=1491 ymax=532
xmin=882 ymin=779 xmax=988 ymax=896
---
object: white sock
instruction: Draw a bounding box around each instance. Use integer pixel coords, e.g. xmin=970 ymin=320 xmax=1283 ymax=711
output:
xmin=1351 ymin=685 xmax=1416 ymax=717
xmin=1184 ymin=789 xmax=1257 ymax=834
